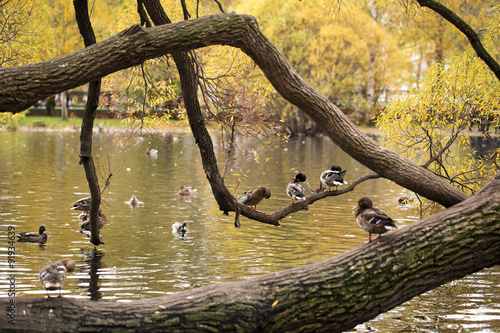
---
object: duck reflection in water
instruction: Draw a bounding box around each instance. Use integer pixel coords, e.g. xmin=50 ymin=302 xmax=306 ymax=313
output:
xmin=79 ymin=249 xmax=105 ymax=301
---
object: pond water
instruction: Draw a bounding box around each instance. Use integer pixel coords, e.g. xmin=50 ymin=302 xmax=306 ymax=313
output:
xmin=0 ymin=128 xmax=498 ymax=332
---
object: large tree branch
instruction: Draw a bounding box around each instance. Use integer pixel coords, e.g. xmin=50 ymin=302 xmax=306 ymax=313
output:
xmin=0 ymin=13 xmax=468 ymax=207
xmin=415 ymin=0 xmax=500 ymax=82
xmin=1 ymin=173 xmax=499 ymax=332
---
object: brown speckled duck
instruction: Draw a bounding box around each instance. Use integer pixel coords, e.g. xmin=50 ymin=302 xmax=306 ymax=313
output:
xmin=70 ymin=197 xmax=107 ymax=231
xmin=238 ymin=186 xmax=271 ymax=210
xmin=39 ymin=258 xmax=76 ymax=297
xmin=17 ymin=226 xmax=48 ymax=243
xmin=178 ymin=185 xmax=197 ymax=196
xmin=355 ymin=197 xmax=398 ymax=243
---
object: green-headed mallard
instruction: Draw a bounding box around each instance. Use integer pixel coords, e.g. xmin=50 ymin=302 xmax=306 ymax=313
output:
xmin=178 ymin=185 xmax=197 ymax=196
xmin=39 ymin=258 xmax=76 ymax=297
xmin=287 ymin=173 xmax=307 ymax=203
xmin=320 ymin=165 xmax=348 ymax=191
xmin=70 ymin=197 xmax=107 ymax=231
xmin=172 ymin=222 xmax=187 ymax=236
xmin=17 ymin=226 xmax=48 ymax=243
xmin=355 ymin=197 xmax=398 ymax=243
xmin=238 ymin=186 xmax=271 ymax=210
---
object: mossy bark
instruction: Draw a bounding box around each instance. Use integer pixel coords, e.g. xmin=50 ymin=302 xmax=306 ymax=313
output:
xmin=1 ymin=174 xmax=499 ymax=332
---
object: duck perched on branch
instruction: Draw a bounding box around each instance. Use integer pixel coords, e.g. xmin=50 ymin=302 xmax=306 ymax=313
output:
xmin=39 ymin=258 xmax=76 ymax=297
xmin=17 ymin=226 xmax=48 ymax=243
xmin=287 ymin=173 xmax=307 ymax=203
xmin=238 ymin=186 xmax=271 ymax=210
xmin=355 ymin=197 xmax=398 ymax=243
xmin=320 ymin=165 xmax=347 ymax=191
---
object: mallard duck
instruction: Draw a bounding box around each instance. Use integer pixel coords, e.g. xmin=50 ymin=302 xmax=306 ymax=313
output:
xmin=320 ymin=165 xmax=348 ymax=191
xmin=287 ymin=173 xmax=307 ymax=203
xmin=39 ymin=258 xmax=76 ymax=297
xmin=146 ymin=148 xmax=158 ymax=157
xmin=355 ymin=197 xmax=398 ymax=243
xmin=70 ymin=197 xmax=107 ymax=231
xmin=172 ymin=222 xmax=187 ymax=236
xmin=178 ymin=185 xmax=197 ymax=196
xmin=128 ymin=195 xmax=139 ymax=208
xmin=17 ymin=226 xmax=48 ymax=243
xmin=238 ymin=186 xmax=271 ymax=210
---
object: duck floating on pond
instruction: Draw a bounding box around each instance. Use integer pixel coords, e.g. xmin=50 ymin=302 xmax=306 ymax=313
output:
xmin=146 ymin=148 xmax=158 ymax=158
xmin=39 ymin=258 xmax=76 ymax=297
xmin=178 ymin=185 xmax=197 ymax=196
xmin=355 ymin=197 xmax=398 ymax=243
xmin=238 ymin=186 xmax=271 ymax=210
xmin=17 ymin=226 xmax=48 ymax=243
xmin=320 ymin=165 xmax=348 ymax=191
xmin=287 ymin=173 xmax=307 ymax=203
xmin=128 ymin=194 xmax=140 ymax=208
xmin=172 ymin=222 xmax=187 ymax=236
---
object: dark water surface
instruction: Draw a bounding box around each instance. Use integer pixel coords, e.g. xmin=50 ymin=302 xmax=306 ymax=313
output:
xmin=0 ymin=129 xmax=498 ymax=331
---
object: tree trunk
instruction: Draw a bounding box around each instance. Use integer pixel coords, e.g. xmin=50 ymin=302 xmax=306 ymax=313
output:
xmin=74 ymin=0 xmax=103 ymax=246
xmin=1 ymin=173 xmax=499 ymax=332
xmin=60 ymin=92 xmax=68 ymax=121
xmin=0 ymin=13 xmax=467 ymax=208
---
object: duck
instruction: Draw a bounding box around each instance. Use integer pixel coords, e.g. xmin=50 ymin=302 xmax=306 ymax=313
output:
xmin=17 ymin=226 xmax=48 ymax=243
xmin=79 ymin=230 xmax=105 ymax=244
xmin=178 ymin=185 xmax=197 ymax=196
xmin=172 ymin=222 xmax=187 ymax=236
xmin=238 ymin=186 xmax=271 ymax=210
xmin=355 ymin=197 xmax=398 ymax=243
xmin=398 ymin=195 xmax=415 ymax=205
xmin=146 ymin=148 xmax=158 ymax=157
xmin=70 ymin=197 xmax=107 ymax=231
xmin=287 ymin=173 xmax=307 ymax=203
xmin=39 ymin=258 xmax=76 ymax=297
xmin=128 ymin=195 xmax=139 ymax=208
xmin=320 ymin=165 xmax=348 ymax=191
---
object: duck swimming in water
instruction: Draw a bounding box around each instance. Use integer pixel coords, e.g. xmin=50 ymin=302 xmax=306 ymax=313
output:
xmin=17 ymin=226 xmax=48 ymax=243
xmin=172 ymin=222 xmax=188 ymax=236
xmin=178 ymin=185 xmax=197 ymax=196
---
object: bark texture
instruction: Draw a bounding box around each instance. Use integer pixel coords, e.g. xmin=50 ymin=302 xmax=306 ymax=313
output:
xmin=1 ymin=173 xmax=499 ymax=332
xmin=0 ymin=13 xmax=467 ymax=208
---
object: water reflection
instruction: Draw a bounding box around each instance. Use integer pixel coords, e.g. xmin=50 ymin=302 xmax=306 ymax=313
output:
xmin=0 ymin=130 xmax=498 ymax=332
xmin=78 ymin=249 xmax=105 ymax=301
